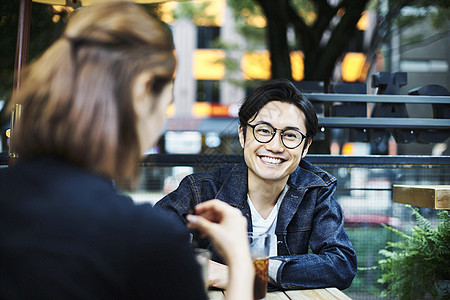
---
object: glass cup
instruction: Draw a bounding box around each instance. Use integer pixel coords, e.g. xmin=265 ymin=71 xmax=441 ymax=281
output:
xmin=8 ymin=104 xmax=22 ymax=166
xmin=194 ymin=248 xmax=211 ymax=290
xmin=248 ymin=233 xmax=271 ymax=300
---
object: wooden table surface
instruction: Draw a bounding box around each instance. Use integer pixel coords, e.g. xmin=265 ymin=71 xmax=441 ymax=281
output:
xmin=208 ymin=287 xmax=352 ymax=299
xmin=393 ymin=185 xmax=450 ymax=209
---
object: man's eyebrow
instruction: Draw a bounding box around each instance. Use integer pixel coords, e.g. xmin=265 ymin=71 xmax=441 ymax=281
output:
xmin=254 ymin=120 xmax=301 ymax=131
xmin=254 ymin=120 xmax=272 ymax=126
xmin=284 ymin=126 xmax=302 ymax=131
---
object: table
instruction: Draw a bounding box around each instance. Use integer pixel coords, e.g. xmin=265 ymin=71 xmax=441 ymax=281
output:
xmin=208 ymin=287 xmax=352 ymax=299
xmin=393 ymin=185 xmax=450 ymax=209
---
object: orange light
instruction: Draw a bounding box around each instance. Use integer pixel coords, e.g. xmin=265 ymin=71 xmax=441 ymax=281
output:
xmin=341 ymin=52 xmax=367 ymax=82
xmin=166 ymin=103 xmax=175 ymax=118
xmin=211 ymin=104 xmax=230 ymax=117
xmin=194 ymin=0 xmax=226 ymax=26
xmin=290 ymin=51 xmax=304 ymax=81
xmin=357 ymin=11 xmax=368 ymax=31
xmin=245 ymin=15 xmax=266 ymax=28
xmin=337 ymin=8 xmax=346 ymax=17
xmin=342 ymin=143 xmax=354 ymax=155
xmin=242 ymin=51 xmax=304 ymax=81
xmin=194 ymin=49 xmax=225 ymax=80
xmin=241 ymin=51 xmax=271 ymax=80
xmin=241 ymin=7 xmax=266 ymax=27
xmin=192 ymin=102 xmax=212 ymax=118
xmin=192 ymin=103 xmax=231 ymax=118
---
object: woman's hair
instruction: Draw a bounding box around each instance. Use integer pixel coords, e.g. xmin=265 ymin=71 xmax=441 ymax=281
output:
xmin=11 ymin=1 xmax=176 ymax=181
xmin=238 ymin=78 xmax=318 ymax=141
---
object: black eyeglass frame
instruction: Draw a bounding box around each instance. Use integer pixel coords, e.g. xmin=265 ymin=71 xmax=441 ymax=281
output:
xmin=246 ymin=122 xmax=307 ymax=149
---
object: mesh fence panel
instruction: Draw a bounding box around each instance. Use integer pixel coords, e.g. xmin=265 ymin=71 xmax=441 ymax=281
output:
xmin=127 ymin=157 xmax=449 ymax=300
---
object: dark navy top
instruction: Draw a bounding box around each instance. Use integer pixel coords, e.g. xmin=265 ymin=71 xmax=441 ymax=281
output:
xmin=0 ymin=157 xmax=206 ymax=299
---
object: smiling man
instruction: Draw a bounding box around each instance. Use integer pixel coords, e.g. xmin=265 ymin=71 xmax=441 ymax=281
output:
xmin=155 ymin=79 xmax=357 ymax=291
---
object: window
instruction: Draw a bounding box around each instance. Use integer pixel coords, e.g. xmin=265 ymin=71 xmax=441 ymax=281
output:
xmin=197 ymin=80 xmax=220 ymax=103
xmin=197 ymin=26 xmax=220 ymax=49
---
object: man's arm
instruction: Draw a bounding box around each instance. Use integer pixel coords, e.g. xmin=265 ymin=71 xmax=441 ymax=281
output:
xmin=268 ymin=184 xmax=357 ymax=290
xmin=154 ymin=175 xmax=197 ymax=226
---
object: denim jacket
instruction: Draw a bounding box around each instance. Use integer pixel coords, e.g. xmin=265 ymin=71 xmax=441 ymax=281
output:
xmin=155 ymin=159 xmax=357 ymax=290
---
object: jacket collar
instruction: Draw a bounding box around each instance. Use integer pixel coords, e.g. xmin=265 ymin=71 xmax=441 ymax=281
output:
xmin=215 ymin=163 xmax=251 ymax=231
xmin=214 ymin=160 xmax=336 ymax=232
xmin=287 ymin=159 xmax=336 ymax=190
xmin=215 ymin=163 xmax=249 ymax=209
xmin=214 ymin=159 xmax=335 ymax=206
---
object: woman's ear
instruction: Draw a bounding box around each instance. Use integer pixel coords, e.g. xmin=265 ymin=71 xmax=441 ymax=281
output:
xmin=132 ymin=71 xmax=154 ymax=118
xmin=238 ymin=125 xmax=245 ymax=148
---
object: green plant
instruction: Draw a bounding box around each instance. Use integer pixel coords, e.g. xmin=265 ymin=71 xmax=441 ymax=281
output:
xmin=378 ymin=206 xmax=450 ymax=300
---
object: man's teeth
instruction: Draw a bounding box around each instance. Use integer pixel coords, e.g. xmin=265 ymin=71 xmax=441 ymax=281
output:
xmin=261 ymin=156 xmax=282 ymax=164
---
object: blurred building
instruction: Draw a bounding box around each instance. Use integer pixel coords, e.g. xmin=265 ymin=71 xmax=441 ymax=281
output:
xmin=389 ymin=8 xmax=449 ymax=94
xmin=156 ymin=1 xmax=448 ymax=156
xmin=157 ymin=0 xmax=374 ymax=155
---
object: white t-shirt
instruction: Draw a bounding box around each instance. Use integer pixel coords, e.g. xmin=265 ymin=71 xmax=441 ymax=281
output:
xmin=247 ymin=185 xmax=288 ymax=257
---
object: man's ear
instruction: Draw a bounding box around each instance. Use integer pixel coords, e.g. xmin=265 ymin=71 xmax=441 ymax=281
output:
xmin=132 ymin=71 xmax=154 ymax=118
xmin=302 ymin=138 xmax=312 ymax=158
xmin=238 ymin=125 xmax=245 ymax=148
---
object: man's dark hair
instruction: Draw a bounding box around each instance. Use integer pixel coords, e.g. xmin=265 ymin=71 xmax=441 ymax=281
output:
xmin=238 ymin=78 xmax=318 ymax=141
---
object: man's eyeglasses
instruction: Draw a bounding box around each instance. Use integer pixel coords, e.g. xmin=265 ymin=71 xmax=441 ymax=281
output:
xmin=247 ymin=122 xmax=307 ymax=149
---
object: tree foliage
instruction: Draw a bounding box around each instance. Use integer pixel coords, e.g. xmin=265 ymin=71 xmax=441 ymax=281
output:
xmin=228 ymin=0 xmax=371 ymax=86
xmin=227 ymin=0 xmax=450 ymax=87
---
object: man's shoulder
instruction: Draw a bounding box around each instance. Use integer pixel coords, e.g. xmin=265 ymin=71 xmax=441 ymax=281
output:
xmin=290 ymin=159 xmax=336 ymax=188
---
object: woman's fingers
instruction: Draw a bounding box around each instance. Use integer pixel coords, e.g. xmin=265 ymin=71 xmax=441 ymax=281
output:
xmin=186 ymin=214 xmax=216 ymax=237
xmin=193 ymin=199 xmax=229 ymax=222
xmin=186 ymin=199 xmax=249 ymax=263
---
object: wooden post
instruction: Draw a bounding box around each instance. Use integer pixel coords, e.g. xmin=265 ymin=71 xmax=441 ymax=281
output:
xmin=14 ymin=0 xmax=32 ymax=92
xmin=10 ymin=0 xmax=32 ymax=167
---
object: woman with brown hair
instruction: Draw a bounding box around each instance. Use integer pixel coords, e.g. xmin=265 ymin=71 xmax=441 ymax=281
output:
xmin=0 ymin=2 xmax=253 ymax=299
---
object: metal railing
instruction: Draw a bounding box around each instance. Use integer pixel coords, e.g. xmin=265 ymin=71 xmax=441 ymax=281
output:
xmin=140 ymin=153 xmax=450 ymax=167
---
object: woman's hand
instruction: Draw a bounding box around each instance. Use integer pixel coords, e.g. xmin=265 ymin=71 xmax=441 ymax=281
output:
xmin=186 ymin=199 xmax=253 ymax=300
xmin=186 ymin=199 xmax=248 ymax=262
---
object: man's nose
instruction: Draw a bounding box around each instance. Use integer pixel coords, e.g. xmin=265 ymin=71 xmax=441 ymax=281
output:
xmin=265 ymin=131 xmax=284 ymax=152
